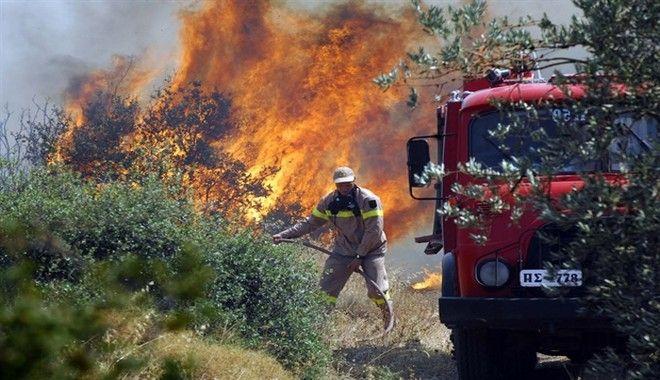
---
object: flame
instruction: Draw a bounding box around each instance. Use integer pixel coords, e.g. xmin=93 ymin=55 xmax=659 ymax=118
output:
xmin=63 ymin=54 xmax=156 ymax=126
xmin=171 ymin=1 xmax=435 ymax=239
xmin=411 ymin=271 xmax=442 ymax=291
xmin=52 ymin=55 xmax=159 ymax=166
xmin=57 ymin=1 xmax=446 ymax=240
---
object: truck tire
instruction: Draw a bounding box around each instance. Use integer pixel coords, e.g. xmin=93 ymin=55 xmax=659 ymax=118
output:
xmin=452 ymin=328 xmax=537 ymax=380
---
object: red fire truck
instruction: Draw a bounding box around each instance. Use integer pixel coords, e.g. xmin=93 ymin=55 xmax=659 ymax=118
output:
xmin=406 ymin=69 xmax=653 ymax=379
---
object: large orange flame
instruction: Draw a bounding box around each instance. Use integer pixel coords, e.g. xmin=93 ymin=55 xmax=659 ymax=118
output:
xmin=58 ymin=1 xmax=445 ymax=241
xmin=172 ymin=1 xmax=436 ymax=239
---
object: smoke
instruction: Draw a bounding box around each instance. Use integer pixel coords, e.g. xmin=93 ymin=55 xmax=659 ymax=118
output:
xmin=0 ymin=1 xmax=181 ymax=120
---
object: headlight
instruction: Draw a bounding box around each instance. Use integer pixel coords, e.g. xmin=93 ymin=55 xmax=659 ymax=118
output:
xmin=476 ymin=259 xmax=510 ymax=287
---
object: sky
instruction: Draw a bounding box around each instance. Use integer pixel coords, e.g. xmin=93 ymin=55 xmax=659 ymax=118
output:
xmin=1 ymin=0 xmax=183 ymax=115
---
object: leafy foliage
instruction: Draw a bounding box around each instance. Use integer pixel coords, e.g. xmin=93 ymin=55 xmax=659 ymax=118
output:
xmin=0 ymin=222 xmax=134 ymax=379
xmin=58 ymin=92 xmax=139 ymax=178
xmin=201 ymin=231 xmax=331 ymax=376
xmin=375 ymin=0 xmax=539 ymax=106
xmin=0 ymin=167 xmax=330 ymax=377
xmin=387 ymin=0 xmax=658 ymax=378
xmin=0 ymin=265 xmax=110 ymax=379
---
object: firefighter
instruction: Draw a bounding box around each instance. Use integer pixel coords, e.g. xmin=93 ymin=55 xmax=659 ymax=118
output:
xmin=272 ymin=166 xmax=392 ymax=324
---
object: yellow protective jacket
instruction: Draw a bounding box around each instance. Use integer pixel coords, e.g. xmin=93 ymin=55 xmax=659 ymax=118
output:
xmin=279 ymin=186 xmax=387 ymax=257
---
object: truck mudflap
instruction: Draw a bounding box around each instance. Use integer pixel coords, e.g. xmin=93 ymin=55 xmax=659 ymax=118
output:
xmin=439 ymin=297 xmax=610 ymax=329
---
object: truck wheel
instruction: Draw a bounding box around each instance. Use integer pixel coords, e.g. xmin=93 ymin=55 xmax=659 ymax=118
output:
xmin=452 ymin=328 xmax=537 ymax=380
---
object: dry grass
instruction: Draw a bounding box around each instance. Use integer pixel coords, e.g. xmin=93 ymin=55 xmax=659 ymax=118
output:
xmin=320 ymin=269 xmax=581 ymax=380
xmin=142 ymin=332 xmax=293 ymax=380
xmin=323 ymin=272 xmax=457 ymax=380
xmin=98 ymin=305 xmax=293 ymax=379
xmin=94 ymin=257 xmax=572 ymax=379
xmin=92 ymin=267 xmax=576 ymax=379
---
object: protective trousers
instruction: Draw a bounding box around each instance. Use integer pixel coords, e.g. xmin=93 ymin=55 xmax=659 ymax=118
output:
xmin=319 ymin=253 xmax=390 ymax=306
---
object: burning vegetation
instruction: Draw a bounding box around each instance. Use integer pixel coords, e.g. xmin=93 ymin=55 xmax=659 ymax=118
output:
xmin=411 ymin=270 xmax=442 ymax=291
xmin=50 ymin=0 xmax=439 ymax=238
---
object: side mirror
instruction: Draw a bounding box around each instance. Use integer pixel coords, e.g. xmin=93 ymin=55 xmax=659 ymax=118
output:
xmin=407 ymin=139 xmax=431 ymax=188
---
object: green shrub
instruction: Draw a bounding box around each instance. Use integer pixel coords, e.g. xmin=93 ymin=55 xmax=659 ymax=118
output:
xmin=0 ymin=167 xmax=330 ymax=376
xmin=0 ymin=230 xmax=118 ymax=380
xmin=0 ymin=269 xmax=109 ymax=380
xmin=72 ymin=179 xmax=195 ymax=261
xmin=198 ymin=229 xmax=331 ymax=376
xmin=0 ymin=168 xmax=89 ymax=281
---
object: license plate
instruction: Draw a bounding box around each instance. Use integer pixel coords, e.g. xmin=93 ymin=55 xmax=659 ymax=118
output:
xmin=520 ymin=269 xmax=582 ymax=287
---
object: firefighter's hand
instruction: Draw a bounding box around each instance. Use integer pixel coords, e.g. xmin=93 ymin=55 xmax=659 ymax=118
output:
xmin=272 ymin=234 xmax=284 ymax=244
xmin=347 ymin=258 xmax=362 ymax=273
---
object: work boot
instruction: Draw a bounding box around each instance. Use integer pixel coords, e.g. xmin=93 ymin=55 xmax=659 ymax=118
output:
xmin=379 ymin=301 xmax=394 ymax=331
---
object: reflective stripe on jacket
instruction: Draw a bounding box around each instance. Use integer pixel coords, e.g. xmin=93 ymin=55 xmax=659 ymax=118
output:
xmin=279 ymin=186 xmax=387 ymax=257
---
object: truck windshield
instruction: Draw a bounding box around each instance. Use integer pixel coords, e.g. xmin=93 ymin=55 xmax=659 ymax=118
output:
xmin=608 ymin=114 xmax=658 ymax=171
xmin=469 ymin=110 xmax=657 ymax=173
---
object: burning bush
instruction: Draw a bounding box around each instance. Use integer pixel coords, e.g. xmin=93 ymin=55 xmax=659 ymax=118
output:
xmin=45 ymin=80 xmax=279 ymax=223
xmin=56 ymin=92 xmax=138 ymax=178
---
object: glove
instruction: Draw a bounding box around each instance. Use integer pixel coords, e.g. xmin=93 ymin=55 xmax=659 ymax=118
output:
xmin=347 ymin=257 xmax=363 ymax=273
xmin=272 ymin=234 xmax=284 ymax=244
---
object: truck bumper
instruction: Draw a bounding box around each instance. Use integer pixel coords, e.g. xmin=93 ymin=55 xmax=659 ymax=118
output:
xmin=439 ymin=297 xmax=610 ymax=330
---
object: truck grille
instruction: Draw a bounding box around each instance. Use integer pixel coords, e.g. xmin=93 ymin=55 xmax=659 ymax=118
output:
xmin=513 ymin=224 xmax=584 ymax=297
xmin=526 ymin=224 xmax=577 ymax=268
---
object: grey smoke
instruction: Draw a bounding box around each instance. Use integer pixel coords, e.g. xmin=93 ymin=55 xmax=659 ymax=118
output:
xmin=0 ymin=0 xmax=183 ymax=123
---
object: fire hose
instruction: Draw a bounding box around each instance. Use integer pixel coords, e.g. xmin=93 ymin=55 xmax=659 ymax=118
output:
xmin=279 ymin=238 xmax=394 ymax=336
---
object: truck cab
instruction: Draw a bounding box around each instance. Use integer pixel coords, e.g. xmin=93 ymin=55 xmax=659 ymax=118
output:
xmin=406 ymin=71 xmax=652 ymax=379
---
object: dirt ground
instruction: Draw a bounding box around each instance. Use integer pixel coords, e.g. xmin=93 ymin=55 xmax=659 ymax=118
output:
xmin=324 ymin=274 xmax=583 ymax=380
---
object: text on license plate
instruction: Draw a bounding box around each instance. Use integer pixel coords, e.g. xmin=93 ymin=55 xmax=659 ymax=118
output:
xmin=519 ymin=269 xmax=582 ymax=287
